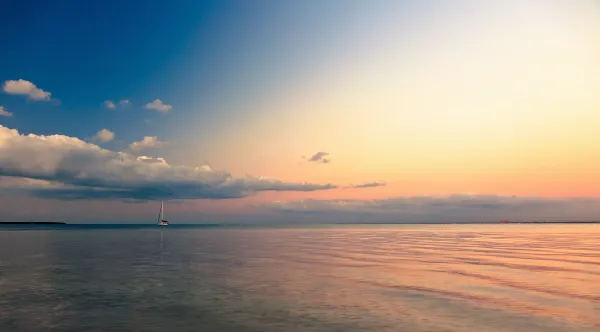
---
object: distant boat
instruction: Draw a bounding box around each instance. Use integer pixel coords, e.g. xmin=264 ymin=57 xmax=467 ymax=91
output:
xmin=157 ymin=200 xmax=169 ymax=226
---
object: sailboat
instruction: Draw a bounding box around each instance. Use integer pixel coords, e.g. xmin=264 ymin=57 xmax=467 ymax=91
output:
xmin=157 ymin=200 xmax=169 ymax=226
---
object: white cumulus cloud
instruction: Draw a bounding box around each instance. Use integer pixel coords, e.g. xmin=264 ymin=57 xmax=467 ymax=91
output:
xmin=0 ymin=125 xmax=336 ymax=200
xmin=3 ymin=79 xmax=52 ymax=101
xmin=94 ymin=129 xmax=115 ymax=142
xmin=104 ymin=100 xmax=117 ymax=109
xmin=145 ymin=99 xmax=172 ymax=113
xmin=0 ymin=106 xmax=12 ymax=117
xmin=129 ymin=136 xmax=166 ymax=151
xmin=136 ymin=156 xmax=168 ymax=165
xmin=105 ymin=99 xmax=130 ymax=109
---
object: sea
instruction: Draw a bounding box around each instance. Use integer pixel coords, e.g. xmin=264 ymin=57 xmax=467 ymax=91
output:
xmin=0 ymin=224 xmax=598 ymax=332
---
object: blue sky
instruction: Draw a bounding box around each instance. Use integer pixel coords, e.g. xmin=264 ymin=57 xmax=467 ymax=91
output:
xmin=2 ymin=1 xmax=600 ymax=223
xmin=0 ymin=0 xmax=412 ymax=147
xmin=2 ymin=1 xmax=236 ymax=143
xmin=0 ymin=0 xmax=428 ymax=170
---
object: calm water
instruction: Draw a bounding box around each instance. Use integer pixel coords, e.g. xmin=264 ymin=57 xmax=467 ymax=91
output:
xmin=0 ymin=224 xmax=598 ymax=332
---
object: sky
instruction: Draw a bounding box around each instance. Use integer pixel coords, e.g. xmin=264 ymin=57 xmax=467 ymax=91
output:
xmin=1 ymin=0 xmax=600 ymax=223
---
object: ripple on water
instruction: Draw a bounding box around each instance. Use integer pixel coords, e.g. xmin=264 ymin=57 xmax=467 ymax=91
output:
xmin=0 ymin=224 xmax=599 ymax=332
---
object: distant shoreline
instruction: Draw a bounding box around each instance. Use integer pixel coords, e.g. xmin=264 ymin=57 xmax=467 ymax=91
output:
xmin=0 ymin=221 xmax=598 ymax=227
xmin=350 ymin=221 xmax=600 ymax=225
xmin=0 ymin=222 xmax=66 ymax=225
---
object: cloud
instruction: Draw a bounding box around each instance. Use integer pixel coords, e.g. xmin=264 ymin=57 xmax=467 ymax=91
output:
xmin=305 ymin=152 xmax=330 ymax=164
xmin=0 ymin=176 xmax=68 ymax=190
xmin=346 ymin=182 xmax=386 ymax=189
xmin=136 ymin=156 xmax=167 ymax=165
xmin=129 ymin=136 xmax=167 ymax=151
xmin=3 ymin=79 xmax=52 ymax=101
xmin=0 ymin=106 xmax=12 ymax=117
xmin=105 ymin=99 xmax=130 ymax=109
xmin=145 ymin=99 xmax=172 ymax=113
xmin=104 ymin=100 xmax=117 ymax=109
xmin=0 ymin=125 xmax=336 ymax=200
xmin=264 ymin=195 xmax=600 ymax=223
xmin=93 ymin=129 xmax=115 ymax=142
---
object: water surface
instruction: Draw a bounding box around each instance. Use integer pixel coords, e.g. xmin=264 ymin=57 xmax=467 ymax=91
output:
xmin=0 ymin=224 xmax=598 ymax=331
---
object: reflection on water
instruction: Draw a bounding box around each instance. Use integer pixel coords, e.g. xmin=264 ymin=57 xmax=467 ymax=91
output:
xmin=0 ymin=225 xmax=599 ymax=331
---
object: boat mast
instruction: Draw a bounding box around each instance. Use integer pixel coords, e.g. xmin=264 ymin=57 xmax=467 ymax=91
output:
xmin=160 ymin=200 xmax=164 ymax=221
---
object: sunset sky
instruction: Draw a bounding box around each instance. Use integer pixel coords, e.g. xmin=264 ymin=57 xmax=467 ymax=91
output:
xmin=1 ymin=0 xmax=600 ymax=223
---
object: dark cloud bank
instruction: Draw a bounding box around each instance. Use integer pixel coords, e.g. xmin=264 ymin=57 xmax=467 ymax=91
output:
xmin=264 ymin=195 xmax=600 ymax=223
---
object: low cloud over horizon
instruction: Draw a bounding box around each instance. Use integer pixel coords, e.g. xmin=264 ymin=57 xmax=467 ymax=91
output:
xmin=346 ymin=182 xmax=386 ymax=189
xmin=264 ymin=195 xmax=600 ymax=223
xmin=0 ymin=125 xmax=336 ymax=200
